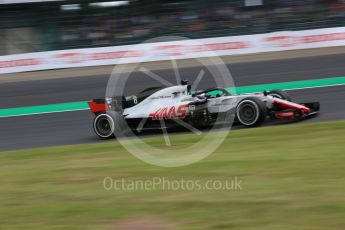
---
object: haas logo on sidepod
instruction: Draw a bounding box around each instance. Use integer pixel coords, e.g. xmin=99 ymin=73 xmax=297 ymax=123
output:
xmin=149 ymin=105 xmax=188 ymax=120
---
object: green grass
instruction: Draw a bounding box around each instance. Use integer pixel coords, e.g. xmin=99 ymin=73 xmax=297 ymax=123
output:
xmin=1 ymin=121 xmax=345 ymax=229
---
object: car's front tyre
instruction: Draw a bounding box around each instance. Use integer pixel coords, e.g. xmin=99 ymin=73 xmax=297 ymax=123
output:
xmin=267 ymin=90 xmax=291 ymax=101
xmin=236 ymin=97 xmax=267 ymax=127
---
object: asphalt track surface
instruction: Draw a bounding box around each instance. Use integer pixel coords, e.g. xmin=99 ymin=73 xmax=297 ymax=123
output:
xmin=0 ymin=53 xmax=345 ymax=151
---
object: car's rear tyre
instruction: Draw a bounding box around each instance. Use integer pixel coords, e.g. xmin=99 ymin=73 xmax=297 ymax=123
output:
xmin=236 ymin=97 xmax=267 ymax=127
xmin=93 ymin=113 xmax=115 ymax=139
xmin=267 ymin=90 xmax=291 ymax=101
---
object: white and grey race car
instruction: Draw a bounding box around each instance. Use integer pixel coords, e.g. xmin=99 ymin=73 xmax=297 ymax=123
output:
xmin=88 ymin=81 xmax=319 ymax=139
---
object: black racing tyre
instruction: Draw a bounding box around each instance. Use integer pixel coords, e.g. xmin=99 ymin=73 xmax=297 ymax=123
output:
xmin=267 ymin=90 xmax=291 ymax=101
xmin=236 ymin=97 xmax=267 ymax=127
xmin=93 ymin=113 xmax=115 ymax=139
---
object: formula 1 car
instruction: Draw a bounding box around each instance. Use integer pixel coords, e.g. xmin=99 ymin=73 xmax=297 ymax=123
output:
xmin=88 ymin=81 xmax=320 ymax=139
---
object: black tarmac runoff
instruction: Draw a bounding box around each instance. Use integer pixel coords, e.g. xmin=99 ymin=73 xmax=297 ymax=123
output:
xmin=0 ymin=53 xmax=344 ymax=151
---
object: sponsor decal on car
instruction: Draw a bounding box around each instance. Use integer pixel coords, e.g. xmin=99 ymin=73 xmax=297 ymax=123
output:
xmin=149 ymin=104 xmax=188 ymax=120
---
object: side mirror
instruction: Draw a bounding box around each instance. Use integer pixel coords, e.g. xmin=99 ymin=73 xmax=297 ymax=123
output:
xmin=181 ymin=80 xmax=189 ymax=85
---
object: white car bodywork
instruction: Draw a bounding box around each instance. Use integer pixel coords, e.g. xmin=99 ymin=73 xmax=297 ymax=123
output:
xmin=90 ymin=83 xmax=319 ymax=139
xmin=122 ymin=85 xmax=275 ymax=119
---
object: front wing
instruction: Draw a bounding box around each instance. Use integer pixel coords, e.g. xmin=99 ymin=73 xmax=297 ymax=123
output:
xmin=270 ymin=99 xmax=320 ymax=120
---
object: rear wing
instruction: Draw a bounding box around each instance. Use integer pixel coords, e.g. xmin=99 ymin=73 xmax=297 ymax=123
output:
xmin=88 ymin=97 xmax=125 ymax=114
xmin=88 ymin=99 xmax=107 ymax=114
